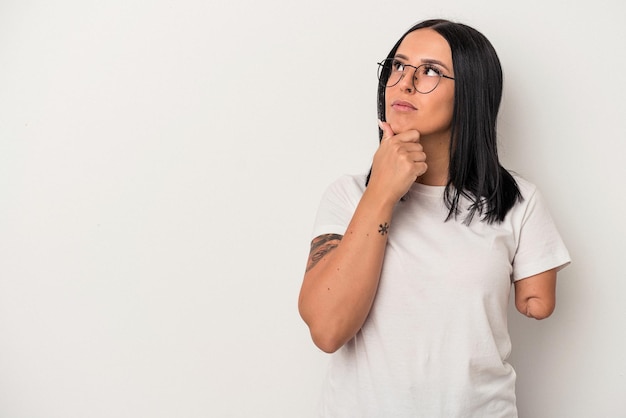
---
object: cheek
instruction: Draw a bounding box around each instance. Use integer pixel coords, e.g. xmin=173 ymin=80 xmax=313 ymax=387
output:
xmin=442 ymin=100 xmax=454 ymax=124
xmin=435 ymin=92 xmax=455 ymax=124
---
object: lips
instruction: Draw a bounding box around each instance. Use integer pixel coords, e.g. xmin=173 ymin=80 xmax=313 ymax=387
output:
xmin=391 ymin=100 xmax=417 ymax=111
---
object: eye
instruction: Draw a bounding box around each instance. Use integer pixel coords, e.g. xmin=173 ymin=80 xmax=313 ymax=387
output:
xmin=421 ymin=65 xmax=443 ymax=77
xmin=391 ymin=59 xmax=405 ymax=72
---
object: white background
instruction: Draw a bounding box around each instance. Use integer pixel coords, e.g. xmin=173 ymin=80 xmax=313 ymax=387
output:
xmin=1 ymin=1 xmax=624 ymax=417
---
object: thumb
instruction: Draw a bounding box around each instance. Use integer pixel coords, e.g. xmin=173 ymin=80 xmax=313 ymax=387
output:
xmin=377 ymin=119 xmax=395 ymax=141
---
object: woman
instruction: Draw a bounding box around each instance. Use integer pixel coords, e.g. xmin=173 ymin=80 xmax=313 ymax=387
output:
xmin=298 ymin=19 xmax=570 ymax=417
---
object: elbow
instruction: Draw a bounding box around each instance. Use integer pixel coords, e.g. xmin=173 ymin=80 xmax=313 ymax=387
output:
xmin=309 ymin=326 xmax=345 ymax=353
xmin=298 ymin=289 xmax=354 ymax=353
xmin=299 ymin=306 xmax=347 ymax=353
xmin=300 ymin=311 xmax=346 ymax=353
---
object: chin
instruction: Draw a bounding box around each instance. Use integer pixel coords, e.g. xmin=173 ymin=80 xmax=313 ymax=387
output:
xmin=385 ymin=112 xmax=417 ymax=133
xmin=388 ymin=120 xmax=417 ymax=134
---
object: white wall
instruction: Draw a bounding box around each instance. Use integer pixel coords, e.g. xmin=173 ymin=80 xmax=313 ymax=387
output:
xmin=0 ymin=0 xmax=624 ymax=417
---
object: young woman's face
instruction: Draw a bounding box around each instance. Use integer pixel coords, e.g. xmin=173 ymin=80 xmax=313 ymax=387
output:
xmin=384 ymin=28 xmax=455 ymax=139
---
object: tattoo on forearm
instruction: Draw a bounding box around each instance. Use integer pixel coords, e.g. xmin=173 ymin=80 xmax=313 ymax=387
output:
xmin=306 ymin=234 xmax=343 ymax=272
xmin=378 ymin=222 xmax=389 ymax=235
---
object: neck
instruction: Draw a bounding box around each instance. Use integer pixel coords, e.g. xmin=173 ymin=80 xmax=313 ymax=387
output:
xmin=416 ymin=132 xmax=450 ymax=186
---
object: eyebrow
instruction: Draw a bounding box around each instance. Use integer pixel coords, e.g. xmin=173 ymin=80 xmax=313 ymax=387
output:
xmin=394 ymin=54 xmax=452 ymax=72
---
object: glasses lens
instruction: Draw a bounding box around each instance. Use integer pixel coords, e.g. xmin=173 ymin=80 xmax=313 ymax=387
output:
xmin=378 ymin=60 xmax=443 ymax=93
xmin=378 ymin=59 xmax=401 ymax=87
xmin=415 ymin=65 xmax=440 ymax=94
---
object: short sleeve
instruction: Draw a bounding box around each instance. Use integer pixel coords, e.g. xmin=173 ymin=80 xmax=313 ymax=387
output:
xmin=311 ymin=174 xmax=366 ymax=239
xmin=511 ymin=185 xmax=571 ymax=281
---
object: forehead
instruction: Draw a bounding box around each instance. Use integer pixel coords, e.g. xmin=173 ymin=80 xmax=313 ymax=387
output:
xmin=396 ymin=29 xmax=452 ymax=66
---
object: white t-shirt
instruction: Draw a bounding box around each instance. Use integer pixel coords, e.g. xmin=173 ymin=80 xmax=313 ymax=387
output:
xmin=311 ymin=174 xmax=570 ymax=418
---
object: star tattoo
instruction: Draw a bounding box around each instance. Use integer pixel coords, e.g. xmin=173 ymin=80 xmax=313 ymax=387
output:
xmin=378 ymin=222 xmax=389 ymax=236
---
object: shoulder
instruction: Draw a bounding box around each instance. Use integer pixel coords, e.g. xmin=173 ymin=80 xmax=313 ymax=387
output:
xmin=322 ymin=173 xmax=368 ymax=201
xmin=509 ymin=172 xmax=539 ymax=201
xmin=327 ymin=173 xmax=367 ymax=190
xmin=506 ymin=173 xmax=571 ymax=279
xmin=312 ymin=173 xmax=367 ymax=238
xmin=315 ymin=172 xmax=368 ymax=216
xmin=506 ymin=172 xmax=557 ymax=225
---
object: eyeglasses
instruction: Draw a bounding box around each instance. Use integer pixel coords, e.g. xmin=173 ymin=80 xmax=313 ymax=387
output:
xmin=377 ymin=58 xmax=455 ymax=94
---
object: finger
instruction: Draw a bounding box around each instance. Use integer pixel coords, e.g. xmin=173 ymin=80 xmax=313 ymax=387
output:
xmin=395 ymin=129 xmax=420 ymax=143
xmin=399 ymin=141 xmax=423 ymax=153
xmin=409 ymin=151 xmax=427 ymax=164
xmin=415 ymin=162 xmax=428 ymax=177
xmin=377 ymin=119 xmax=395 ymax=141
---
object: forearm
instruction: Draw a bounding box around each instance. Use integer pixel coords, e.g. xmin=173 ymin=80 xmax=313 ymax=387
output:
xmin=298 ymin=189 xmax=395 ymax=353
xmin=300 ymin=121 xmax=427 ymax=352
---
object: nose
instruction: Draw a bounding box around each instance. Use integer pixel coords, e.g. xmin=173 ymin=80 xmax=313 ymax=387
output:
xmin=398 ymin=67 xmax=416 ymax=93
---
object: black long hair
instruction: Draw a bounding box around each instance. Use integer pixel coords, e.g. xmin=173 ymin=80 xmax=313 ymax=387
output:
xmin=369 ymin=19 xmax=522 ymax=224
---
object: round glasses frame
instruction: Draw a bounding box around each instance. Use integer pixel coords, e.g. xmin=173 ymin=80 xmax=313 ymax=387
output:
xmin=377 ymin=58 xmax=455 ymax=94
